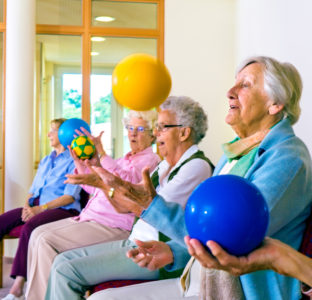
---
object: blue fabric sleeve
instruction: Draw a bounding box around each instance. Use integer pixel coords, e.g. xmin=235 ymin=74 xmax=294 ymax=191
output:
xmin=164 ymin=240 xmax=191 ymax=272
xmin=141 ymin=194 xmax=188 ymax=247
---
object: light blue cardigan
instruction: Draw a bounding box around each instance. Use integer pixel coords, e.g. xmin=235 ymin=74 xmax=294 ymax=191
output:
xmin=141 ymin=118 xmax=312 ymax=300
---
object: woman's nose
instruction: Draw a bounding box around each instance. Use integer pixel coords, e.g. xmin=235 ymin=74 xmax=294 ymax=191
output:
xmin=227 ymin=86 xmax=237 ymax=100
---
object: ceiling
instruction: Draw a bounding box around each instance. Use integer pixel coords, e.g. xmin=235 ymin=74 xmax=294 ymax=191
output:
xmin=36 ymin=0 xmax=158 ymax=66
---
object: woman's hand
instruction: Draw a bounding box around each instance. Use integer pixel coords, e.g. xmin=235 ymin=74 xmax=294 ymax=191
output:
xmin=75 ymin=127 xmax=105 ymax=157
xmin=184 ymin=236 xmax=280 ymax=276
xmin=127 ymin=240 xmax=174 ymax=270
xmin=65 ymin=168 xmax=105 ymax=190
xmin=92 ymin=166 xmax=157 ymax=216
xmin=21 ymin=206 xmax=45 ymax=222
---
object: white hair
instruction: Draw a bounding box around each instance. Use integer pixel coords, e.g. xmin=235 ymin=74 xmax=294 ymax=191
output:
xmin=237 ymin=56 xmax=302 ymax=125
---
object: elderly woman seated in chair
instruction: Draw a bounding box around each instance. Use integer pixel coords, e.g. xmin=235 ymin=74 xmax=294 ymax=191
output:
xmin=43 ymin=96 xmax=214 ymax=300
xmin=0 ymin=118 xmax=82 ymax=300
xmin=24 ymin=110 xmax=161 ymax=300
xmin=64 ymin=57 xmax=311 ymax=300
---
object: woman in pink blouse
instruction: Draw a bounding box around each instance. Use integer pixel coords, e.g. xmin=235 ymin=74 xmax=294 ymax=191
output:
xmin=24 ymin=110 xmax=161 ymax=300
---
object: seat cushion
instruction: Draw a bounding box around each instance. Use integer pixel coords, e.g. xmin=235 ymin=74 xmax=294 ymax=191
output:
xmin=91 ymin=280 xmax=153 ymax=294
xmin=8 ymin=225 xmax=24 ymax=238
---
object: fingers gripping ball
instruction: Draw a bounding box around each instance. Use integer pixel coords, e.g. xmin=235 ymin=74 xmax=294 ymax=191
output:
xmin=112 ymin=53 xmax=172 ymax=110
xmin=71 ymin=136 xmax=95 ymax=160
xmin=185 ymin=175 xmax=269 ymax=256
xmin=58 ymin=118 xmax=91 ymax=148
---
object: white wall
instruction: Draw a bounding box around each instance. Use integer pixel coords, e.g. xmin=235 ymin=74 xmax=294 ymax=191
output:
xmin=165 ymin=0 xmax=237 ymax=165
xmin=237 ymin=0 xmax=312 ymax=154
xmin=165 ymin=0 xmax=312 ymax=163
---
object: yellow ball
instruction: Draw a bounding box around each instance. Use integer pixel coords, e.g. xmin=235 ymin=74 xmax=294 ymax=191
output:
xmin=71 ymin=136 xmax=95 ymax=160
xmin=112 ymin=53 xmax=172 ymax=111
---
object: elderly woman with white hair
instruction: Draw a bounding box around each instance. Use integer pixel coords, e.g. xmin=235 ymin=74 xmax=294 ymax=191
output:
xmin=75 ymin=56 xmax=311 ymax=300
xmin=24 ymin=110 xmax=161 ymax=300
xmin=44 ymin=96 xmax=214 ymax=300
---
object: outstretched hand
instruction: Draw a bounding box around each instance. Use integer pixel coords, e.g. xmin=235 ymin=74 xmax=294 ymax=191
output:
xmin=127 ymin=240 xmax=174 ymax=270
xmin=184 ymin=236 xmax=282 ymax=276
xmin=92 ymin=166 xmax=157 ymax=216
xmin=75 ymin=127 xmax=105 ymax=156
xmin=64 ymin=161 xmax=105 ymax=189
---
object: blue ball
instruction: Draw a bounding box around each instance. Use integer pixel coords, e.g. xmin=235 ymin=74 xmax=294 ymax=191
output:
xmin=58 ymin=118 xmax=91 ymax=148
xmin=185 ymin=175 xmax=269 ymax=256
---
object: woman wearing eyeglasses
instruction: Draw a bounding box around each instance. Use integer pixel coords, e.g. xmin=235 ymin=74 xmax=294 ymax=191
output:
xmin=25 ymin=110 xmax=161 ymax=300
xmin=42 ymin=96 xmax=214 ymax=300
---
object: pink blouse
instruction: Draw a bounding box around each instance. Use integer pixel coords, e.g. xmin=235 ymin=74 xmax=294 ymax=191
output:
xmin=73 ymin=146 xmax=160 ymax=231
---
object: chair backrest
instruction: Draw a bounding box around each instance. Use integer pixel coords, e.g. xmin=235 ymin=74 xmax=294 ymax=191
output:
xmin=300 ymin=210 xmax=312 ymax=258
xmin=79 ymin=189 xmax=90 ymax=210
xmin=299 ymin=210 xmax=312 ymax=300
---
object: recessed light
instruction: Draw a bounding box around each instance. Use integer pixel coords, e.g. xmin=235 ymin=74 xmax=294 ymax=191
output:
xmin=95 ymin=16 xmax=115 ymax=23
xmin=91 ymin=52 xmax=99 ymax=56
xmin=91 ymin=37 xmax=106 ymax=42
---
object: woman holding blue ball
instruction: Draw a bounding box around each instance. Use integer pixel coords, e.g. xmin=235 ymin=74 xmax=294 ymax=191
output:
xmin=74 ymin=56 xmax=312 ymax=300
xmin=0 ymin=118 xmax=82 ymax=300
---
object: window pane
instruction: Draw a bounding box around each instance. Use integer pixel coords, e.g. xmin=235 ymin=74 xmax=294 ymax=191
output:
xmin=36 ymin=0 xmax=82 ymax=25
xmin=35 ymin=34 xmax=82 ymax=158
xmin=90 ymin=36 xmax=157 ymax=157
xmin=92 ymin=1 xmax=157 ymax=29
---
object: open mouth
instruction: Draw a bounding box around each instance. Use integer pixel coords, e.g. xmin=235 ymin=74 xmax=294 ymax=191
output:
xmin=157 ymin=141 xmax=165 ymax=147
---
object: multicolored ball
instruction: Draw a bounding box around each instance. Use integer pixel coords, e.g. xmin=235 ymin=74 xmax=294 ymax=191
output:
xmin=71 ymin=136 xmax=95 ymax=160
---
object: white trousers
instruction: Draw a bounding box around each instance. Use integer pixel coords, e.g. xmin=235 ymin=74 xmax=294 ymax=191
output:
xmin=25 ymin=218 xmax=130 ymax=300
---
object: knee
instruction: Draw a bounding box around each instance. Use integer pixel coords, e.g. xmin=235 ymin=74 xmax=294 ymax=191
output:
xmin=53 ymin=252 xmax=70 ymax=271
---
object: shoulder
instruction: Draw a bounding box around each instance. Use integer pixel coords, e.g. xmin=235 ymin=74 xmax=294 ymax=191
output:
xmin=176 ymin=157 xmax=213 ymax=179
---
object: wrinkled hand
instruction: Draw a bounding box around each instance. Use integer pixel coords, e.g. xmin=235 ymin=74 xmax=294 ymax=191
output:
xmin=92 ymin=166 xmax=157 ymax=216
xmin=185 ymin=236 xmax=280 ymax=276
xmin=21 ymin=206 xmax=44 ymax=222
xmin=75 ymin=127 xmax=105 ymax=156
xmin=65 ymin=163 xmax=105 ymax=189
xmin=127 ymin=240 xmax=174 ymax=270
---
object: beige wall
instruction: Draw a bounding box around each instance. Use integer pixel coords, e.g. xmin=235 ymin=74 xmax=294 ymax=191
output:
xmin=165 ymin=0 xmax=237 ymax=165
xmin=165 ymin=0 xmax=312 ymax=165
xmin=237 ymin=0 xmax=312 ymax=155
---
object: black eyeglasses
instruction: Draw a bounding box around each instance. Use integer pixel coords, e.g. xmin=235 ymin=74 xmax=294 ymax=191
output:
xmin=155 ymin=123 xmax=183 ymax=132
xmin=125 ymin=125 xmax=150 ymax=133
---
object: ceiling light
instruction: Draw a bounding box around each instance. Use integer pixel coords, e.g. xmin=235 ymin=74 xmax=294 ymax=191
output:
xmin=91 ymin=52 xmax=99 ymax=56
xmin=95 ymin=16 xmax=115 ymax=23
xmin=91 ymin=37 xmax=106 ymax=42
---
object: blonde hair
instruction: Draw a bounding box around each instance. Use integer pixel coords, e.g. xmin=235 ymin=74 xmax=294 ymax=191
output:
xmin=51 ymin=118 xmax=67 ymax=128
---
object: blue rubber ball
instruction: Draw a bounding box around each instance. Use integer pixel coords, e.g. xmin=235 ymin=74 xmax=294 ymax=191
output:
xmin=185 ymin=175 xmax=269 ymax=256
xmin=58 ymin=118 xmax=91 ymax=148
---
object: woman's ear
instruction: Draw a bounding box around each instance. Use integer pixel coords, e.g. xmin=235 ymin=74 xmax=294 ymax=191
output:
xmin=269 ymin=103 xmax=284 ymax=115
xmin=180 ymin=127 xmax=192 ymax=142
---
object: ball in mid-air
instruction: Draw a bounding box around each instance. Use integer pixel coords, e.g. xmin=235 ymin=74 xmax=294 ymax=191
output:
xmin=71 ymin=136 xmax=95 ymax=160
xmin=112 ymin=53 xmax=172 ymax=110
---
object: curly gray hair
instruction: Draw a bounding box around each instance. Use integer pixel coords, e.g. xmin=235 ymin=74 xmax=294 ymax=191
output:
xmin=237 ymin=56 xmax=302 ymax=125
xmin=160 ymin=96 xmax=208 ymax=144
xmin=123 ymin=110 xmax=158 ymax=130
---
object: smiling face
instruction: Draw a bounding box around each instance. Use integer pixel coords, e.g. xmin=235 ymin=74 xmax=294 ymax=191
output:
xmin=225 ymin=62 xmax=283 ymax=138
xmin=127 ymin=117 xmax=154 ymax=154
xmin=154 ymin=110 xmax=183 ymax=165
